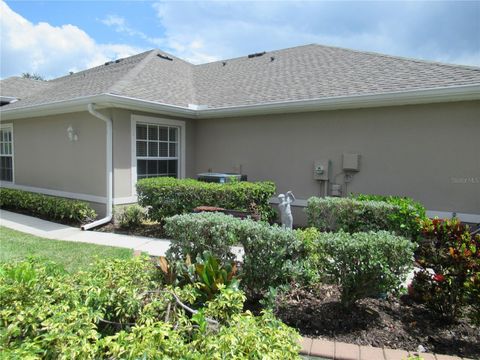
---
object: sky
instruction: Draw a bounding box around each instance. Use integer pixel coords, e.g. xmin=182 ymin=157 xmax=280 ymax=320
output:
xmin=1 ymin=0 xmax=479 ymax=79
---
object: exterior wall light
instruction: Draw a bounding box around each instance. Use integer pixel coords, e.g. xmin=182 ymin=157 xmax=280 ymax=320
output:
xmin=67 ymin=125 xmax=78 ymax=142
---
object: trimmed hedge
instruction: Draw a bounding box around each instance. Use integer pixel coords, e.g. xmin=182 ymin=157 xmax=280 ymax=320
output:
xmin=0 ymin=188 xmax=96 ymax=224
xmin=165 ymin=212 xmax=303 ymax=296
xmin=316 ymin=230 xmax=416 ymax=308
xmin=136 ymin=177 xmax=276 ymax=222
xmin=306 ymin=196 xmax=422 ymax=238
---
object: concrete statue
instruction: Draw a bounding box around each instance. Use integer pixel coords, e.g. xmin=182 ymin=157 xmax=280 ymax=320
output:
xmin=278 ymin=191 xmax=295 ymax=229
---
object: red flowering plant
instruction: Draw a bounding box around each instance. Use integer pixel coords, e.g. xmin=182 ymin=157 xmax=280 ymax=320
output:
xmin=411 ymin=218 xmax=479 ymax=321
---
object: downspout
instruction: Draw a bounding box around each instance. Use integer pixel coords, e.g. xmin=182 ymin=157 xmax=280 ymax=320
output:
xmin=81 ymin=103 xmax=113 ymax=230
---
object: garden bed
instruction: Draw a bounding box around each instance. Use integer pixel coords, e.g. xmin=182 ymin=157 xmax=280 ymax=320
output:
xmin=275 ymin=284 xmax=480 ymax=359
xmin=95 ymin=221 xmax=167 ymax=239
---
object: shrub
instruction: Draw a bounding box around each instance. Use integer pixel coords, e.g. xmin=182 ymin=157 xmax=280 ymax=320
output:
xmin=294 ymin=227 xmax=323 ymax=284
xmin=165 ymin=212 xmax=304 ymax=296
xmin=0 ymin=188 xmax=96 ymax=224
xmin=136 ymin=177 xmax=276 ymax=222
xmin=0 ymin=257 xmax=301 ymax=359
xmin=316 ymin=230 xmax=416 ymax=308
xmin=117 ymin=204 xmax=147 ymax=229
xmin=198 ymin=311 xmax=300 ymax=359
xmin=306 ymin=196 xmax=422 ymax=238
xmin=165 ymin=212 xmax=240 ymax=263
xmin=351 ymin=193 xmax=427 ymax=236
xmin=412 ymin=218 xmax=479 ymax=321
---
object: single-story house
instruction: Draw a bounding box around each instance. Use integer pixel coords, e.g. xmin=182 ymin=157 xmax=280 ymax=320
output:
xmin=1 ymin=44 xmax=479 ymax=227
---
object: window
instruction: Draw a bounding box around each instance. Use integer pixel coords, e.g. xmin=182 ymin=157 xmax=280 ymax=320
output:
xmin=0 ymin=125 xmax=13 ymax=182
xmin=135 ymin=123 xmax=179 ymax=179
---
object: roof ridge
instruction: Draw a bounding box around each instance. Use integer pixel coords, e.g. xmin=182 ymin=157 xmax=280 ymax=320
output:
xmin=107 ymin=50 xmax=159 ymax=95
xmin=195 ymin=43 xmax=318 ymax=66
xmin=194 ymin=43 xmax=480 ymax=71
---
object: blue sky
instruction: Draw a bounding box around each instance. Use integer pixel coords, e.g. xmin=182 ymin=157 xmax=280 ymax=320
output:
xmin=1 ymin=0 xmax=479 ymax=79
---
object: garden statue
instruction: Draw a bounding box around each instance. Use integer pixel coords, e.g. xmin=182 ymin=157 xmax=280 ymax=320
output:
xmin=278 ymin=191 xmax=295 ymax=229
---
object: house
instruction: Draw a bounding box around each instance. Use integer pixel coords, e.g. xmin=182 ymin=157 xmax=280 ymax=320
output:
xmin=1 ymin=44 xmax=479 ymax=227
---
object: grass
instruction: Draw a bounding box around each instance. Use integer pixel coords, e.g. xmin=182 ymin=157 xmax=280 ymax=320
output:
xmin=0 ymin=226 xmax=133 ymax=273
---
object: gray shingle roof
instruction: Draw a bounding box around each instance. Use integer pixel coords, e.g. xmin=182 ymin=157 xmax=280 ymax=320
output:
xmin=2 ymin=44 xmax=480 ymax=111
xmin=0 ymin=77 xmax=51 ymax=99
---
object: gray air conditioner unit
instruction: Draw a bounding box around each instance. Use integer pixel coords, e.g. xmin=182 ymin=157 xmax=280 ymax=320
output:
xmin=197 ymin=173 xmax=247 ymax=183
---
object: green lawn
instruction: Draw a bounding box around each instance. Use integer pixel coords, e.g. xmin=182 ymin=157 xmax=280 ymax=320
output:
xmin=0 ymin=226 xmax=133 ymax=273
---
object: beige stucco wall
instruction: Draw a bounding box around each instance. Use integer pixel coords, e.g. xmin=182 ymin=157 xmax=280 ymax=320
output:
xmin=3 ymin=111 xmax=106 ymax=197
xmin=194 ymin=101 xmax=480 ymax=215
xmin=3 ymin=100 xmax=478 ymax=220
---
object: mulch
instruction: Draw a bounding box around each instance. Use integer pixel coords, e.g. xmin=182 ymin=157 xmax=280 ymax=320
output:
xmin=275 ymin=284 xmax=480 ymax=359
xmin=95 ymin=222 xmax=167 ymax=239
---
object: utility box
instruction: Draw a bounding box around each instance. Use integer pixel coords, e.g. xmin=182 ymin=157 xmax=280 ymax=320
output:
xmin=313 ymin=160 xmax=330 ymax=181
xmin=197 ymin=173 xmax=247 ymax=183
xmin=342 ymin=153 xmax=360 ymax=172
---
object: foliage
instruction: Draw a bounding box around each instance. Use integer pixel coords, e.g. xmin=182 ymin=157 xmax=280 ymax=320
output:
xmin=294 ymin=227 xmax=323 ymax=284
xmin=411 ymin=218 xmax=479 ymax=321
xmin=351 ymin=193 xmax=427 ymax=237
xmin=1 ymin=257 xmax=301 ymax=359
xmin=165 ymin=212 xmax=305 ymax=297
xmin=136 ymin=177 xmax=276 ymax=222
xmin=0 ymin=188 xmax=96 ymax=225
xmin=75 ymin=257 xmax=160 ymax=326
xmin=21 ymin=72 xmax=45 ymax=81
xmin=316 ymin=230 xmax=416 ymax=308
xmin=236 ymin=218 xmax=304 ymax=296
xmin=0 ymin=259 xmax=100 ymax=359
xmin=165 ymin=212 xmax=240 ymax=263
xmin=157 ymin=251 xmax=238 ymax=303
xmin=117 ymin=204 xmax=147 ymax=229
xmin=197 ymin=311 xmax=301 ymax=359
xmin=306 ymin=196 xmax=423 ymax=239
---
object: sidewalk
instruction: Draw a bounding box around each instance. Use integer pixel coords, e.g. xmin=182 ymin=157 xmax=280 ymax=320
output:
xmin=0 ymin=210 xmax=171 ymax=256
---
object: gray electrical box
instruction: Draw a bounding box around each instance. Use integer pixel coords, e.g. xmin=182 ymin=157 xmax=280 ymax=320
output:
xmin=342 ymin=153 xmax=360 ymax=172
xmin=314 ymin=160 xmax=330 ymax=181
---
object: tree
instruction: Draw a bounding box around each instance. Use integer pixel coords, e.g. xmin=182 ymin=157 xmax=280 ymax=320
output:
xmin=21 ymin=72 xmax=45 ymax=81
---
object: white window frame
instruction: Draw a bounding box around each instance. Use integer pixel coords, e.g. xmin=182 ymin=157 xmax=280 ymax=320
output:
xmin=0 ymin=123 xmax=14 ymax=184
xmin=131 ymin=115 xmax=186 ymax=196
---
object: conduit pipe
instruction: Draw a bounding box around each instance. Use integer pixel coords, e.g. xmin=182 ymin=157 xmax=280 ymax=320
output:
xmin=82 ymin=103 xmax=113 ymax=230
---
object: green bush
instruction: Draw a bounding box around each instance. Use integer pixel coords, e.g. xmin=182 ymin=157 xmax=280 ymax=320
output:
xmin=0 ymin=257 xmax=301 ymax=359
xmin=117 ymin=204 xmax=147 ymax=229
xmin=316 ymin=231 xmax=416 ymax=308
xmin=306 ymin=196 xmax=422 ymax=238
xmin=136 ymin=177 xmax=276 ymax=222
xmin=294 ymin=227 xmax=323 ymax=284
xmin=351 ymin=193 xmax=427 ymax=236
xmin=0 ymin=188 xmax=96 ymax=225
xmin=165 ymin=212 xmax=304 ymax=296
xmin=165 ymin=212 xmax=240 ymax=263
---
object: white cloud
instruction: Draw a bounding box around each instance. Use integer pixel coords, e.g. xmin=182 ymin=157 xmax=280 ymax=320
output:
xmin=100 ymin=14 xmax=165 ymax=48
xmin=0 ymin=1 xmax=144 ymax=79
xmin=149 ymin=1 xmax=480 ymax=66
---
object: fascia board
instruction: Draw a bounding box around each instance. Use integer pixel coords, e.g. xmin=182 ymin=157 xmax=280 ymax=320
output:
xmin=1 ymin=84 xmax=479 ymax=121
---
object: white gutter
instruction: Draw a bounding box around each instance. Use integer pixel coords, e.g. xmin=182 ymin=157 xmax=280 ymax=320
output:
xmin=1 ymin=84 xmax=479 ymax=121
xmin=81 ymin=103 xmax=113 ymax=230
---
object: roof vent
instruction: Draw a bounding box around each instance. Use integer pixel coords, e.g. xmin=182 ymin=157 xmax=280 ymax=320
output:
xmin=115 ymin=59 xmax=123 ymax=64
xmin=104 ymin=61 xmax=114 ymax=66
xmin=247 ymin=51 xmax=266 ymax=59
xmin=157 ymin=54 xmax=173 ymax=61
xmin=270 ymin=56 xmax=275 ymax=62
xmin=222 ymin=61 xmax=227 ymax=66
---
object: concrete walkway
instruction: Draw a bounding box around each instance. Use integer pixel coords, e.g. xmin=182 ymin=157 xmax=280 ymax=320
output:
xmin=0 ymin=210 xmax=171 ymax=256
